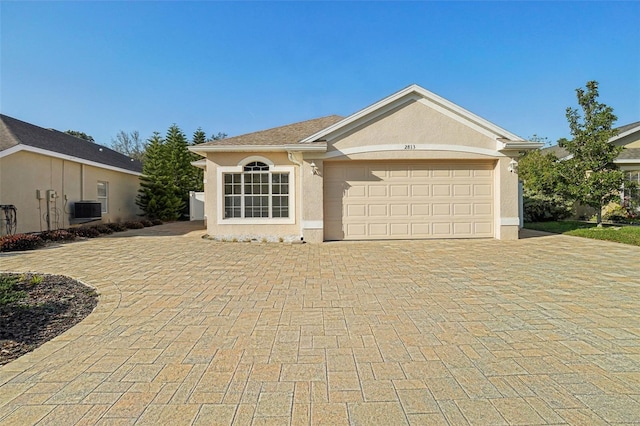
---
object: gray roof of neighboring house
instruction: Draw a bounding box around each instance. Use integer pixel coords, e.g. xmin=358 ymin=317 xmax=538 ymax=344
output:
xmin=0 ymin=114 xmax=142 ymax=173
xmin=197 ymin=115 xmax=344 ymax=147
xmin=542 ymin=121 xmax=640 ymax=161
xmin=618 ymin=148 xmax=640 ymax=160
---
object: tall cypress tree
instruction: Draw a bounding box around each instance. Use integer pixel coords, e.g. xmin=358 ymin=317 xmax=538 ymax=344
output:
xmin=191 ymin=128 xmax=207 ymax=192
xmin=164 ymin=124 xmax=193 ymax=217
xmin=136 ymin=132 xmax=183 ymax=220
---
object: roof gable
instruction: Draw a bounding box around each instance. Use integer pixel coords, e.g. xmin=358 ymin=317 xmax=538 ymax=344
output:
xmin=301 ymin=84 xmax=526 ymax=144
xmin=0 ymin=114 xmax=142 ymax=174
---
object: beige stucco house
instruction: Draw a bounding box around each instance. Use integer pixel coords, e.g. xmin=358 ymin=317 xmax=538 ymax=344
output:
xmin=190 ymin=85 xmax=541 ymax=243
xmin=0 ymin=114 xmax=143 ymax=235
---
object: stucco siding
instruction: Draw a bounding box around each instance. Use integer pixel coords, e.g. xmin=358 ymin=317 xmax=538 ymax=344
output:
xmin=328 ymin=100 xmax=497 ymax=156
xmin=203 ymin=152 xmax=301 ymax=240
xmin=0 ymin=150 xmax=140 ymax=235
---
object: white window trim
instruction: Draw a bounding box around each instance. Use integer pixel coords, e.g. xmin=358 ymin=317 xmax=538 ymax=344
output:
xmin=217 ymin=162 xmax=295 ymax=225
xmin=97 ymin=181 xmax=108 ymax=214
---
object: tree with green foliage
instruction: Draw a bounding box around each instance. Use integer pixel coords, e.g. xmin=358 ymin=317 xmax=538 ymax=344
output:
xmin=557 ymin=81 xmax=624 ymax=224
xmin=191 ymin=128 xmax=207 ymax=192
xmin=164 ymin=124 xmax=196 ymax=218
xmin=65 ymin=130 xmax=95 ymax=142
xmin=518 ymin=149 xmax=573 ymax=222
xmin=136 ymin=132 xmax=183 ymax=220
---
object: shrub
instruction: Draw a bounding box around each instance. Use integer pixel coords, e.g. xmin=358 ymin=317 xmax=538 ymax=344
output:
xmin=602 ymin=202 xmax=631 ymax=222
xmin=68 ymin=226 xmax=101 ymax=238
xmin=141 ymin=219 xmax=154 ymax=227
xmin=0 ymin=275 xmax=25 ymax=306
xmin=40 ymin=229 xmax=76 ymax=242
xmin=123 ymin=221 xmax=144 ymax=229
xmin=91 ymin=224 xmax=113 ymax=235
xmin=0 ymin=233 xmax=45 ymax=252
xmin=106 ymin=222 xmax=127 ymax=232
xmin=523 ymin=189 xmax=573 ymax=222
xmin=151 ymin=219 xmax=163 ymax=226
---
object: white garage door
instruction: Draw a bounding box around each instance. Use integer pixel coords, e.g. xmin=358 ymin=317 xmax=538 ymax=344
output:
xmin=324 ymin=161 xmax=494 ymax=240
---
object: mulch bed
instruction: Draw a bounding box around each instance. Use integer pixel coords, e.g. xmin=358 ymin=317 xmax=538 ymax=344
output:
xmin=0 ymin=273 xmax=98 ymax=366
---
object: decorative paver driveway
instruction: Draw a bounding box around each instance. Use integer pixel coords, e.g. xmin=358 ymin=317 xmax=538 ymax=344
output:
xmin=1 ymin=222 xmax=639 ymax=425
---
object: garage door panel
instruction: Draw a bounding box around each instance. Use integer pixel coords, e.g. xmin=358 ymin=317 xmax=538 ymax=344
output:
xmin=324 ymin=161 xmax=494 ymax=240
xmin=412 ymin=204 xmax=430 ymax=216
xmin=453 ymin=203 xmax=472 ymax=216
xmin=390 ymin=204 xmax=409 ymax=216
xmin=390 ymin=223 xmax=409 ymax=236
xmin=453 ymin=184 xmax=471 ymax=197
xmin=346 ymin=185 xmax=366 ymax=198
xmin=369 ymin=223 xmax=389 ymax=236
xmin=432 ymin=185 xmax=451 ymax=196
xmin=474 ymin=184 xmax=492 ymax=196
xmin=390 ymin=185 xmax=409 ymax=197
xmin=453 ymin=222 xmax=474 ymax=235
xmin=368 ymin=204 xmax=387 ymax=216
xmin=432 ymin=204 xmax=451 ymax=216
xmin=369 ymin=186 xmax=387 ymax=197
xmin=474 ymin=203 xmax=492 ymax=216
xmin=347 ymin=204 xmax=367 ymax=217
xmin=412 ymin=185 xmax=429 ymax=196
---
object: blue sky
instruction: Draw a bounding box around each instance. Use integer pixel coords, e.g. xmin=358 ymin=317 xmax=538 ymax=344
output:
xmin=2 ymin=1 xmax=639 ymax=147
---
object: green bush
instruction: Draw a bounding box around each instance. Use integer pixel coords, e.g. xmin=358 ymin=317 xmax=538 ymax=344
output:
xmin=602 ymin=202 xmax=633 ymax=222
xmin=68 ymin=227 xmax=101 ymax=238
xmin=0 ymin=275 xmax=25 ymax=306
xmin=105 ymin=222 xmax=127 ymax=232
xmin=91 ymin=224 xmax=113 ymax=235
xmin=0 ymin=233 xmax=45 ymax=252
xmin=40 ymin=229 xmax=76 ymax=242
xmin=123 ymin=221 xmax=144 ymax=229
xmin=523 ymin=189 xmax=573 ymax=222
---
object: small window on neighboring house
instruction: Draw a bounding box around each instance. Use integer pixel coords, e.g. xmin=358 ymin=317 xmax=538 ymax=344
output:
xmin=97 ymin=181 xmax=108 ymax=213
xmin=223 ymin=161 xmax=290 ymax=219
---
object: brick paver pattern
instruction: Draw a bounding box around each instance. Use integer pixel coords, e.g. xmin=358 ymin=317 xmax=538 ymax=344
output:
xmin=1 ymin=222 xmax=639 ymax=425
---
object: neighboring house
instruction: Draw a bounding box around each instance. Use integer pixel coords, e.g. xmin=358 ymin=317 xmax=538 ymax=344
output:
xmin=544 ymin=121 xmax=640 ymax=216
xmin=0 ymin=114 xmax=143 ymax=235
xmin=190 ymin=84 xmax=541 ymax=242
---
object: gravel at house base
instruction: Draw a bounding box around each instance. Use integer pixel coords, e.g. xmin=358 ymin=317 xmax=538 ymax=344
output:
xmin=0 ymin=273 xmax=98 ymax=366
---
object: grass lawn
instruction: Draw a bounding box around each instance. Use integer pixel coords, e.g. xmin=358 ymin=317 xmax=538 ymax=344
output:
xmin=524 ymin=221 xmax=640 ymax=246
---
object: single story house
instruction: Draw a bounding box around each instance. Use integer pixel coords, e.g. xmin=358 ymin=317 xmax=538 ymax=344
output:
xmin=190 ymin=84 xmax=541 ymax=242
xmin=544 ymin=121 xmax=640 ymax=215
xmin=0 ymin=114 xmax=143 ymax=235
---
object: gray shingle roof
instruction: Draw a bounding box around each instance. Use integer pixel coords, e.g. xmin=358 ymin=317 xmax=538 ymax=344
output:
xmin=617 ymin=148 xmax=640 ymax=160
xmin=198 ymin=115 xmax=344 ymax=147
xmin=0 ymin=114 xmax=142 ymax=173
xmin=542 ymin=121 xmax=640 ymax=161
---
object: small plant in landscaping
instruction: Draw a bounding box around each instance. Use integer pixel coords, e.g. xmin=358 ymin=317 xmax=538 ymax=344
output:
xmin=0 ymin=275 xmax=25 ymax=306
xmin=141 ymin=219 xmax=154 ymax=227
xmin=68 ymin=227 xmax=101 ymax=238
xmin=151 ymin=219 xmax=163 ymax=226
xmin=39 ymin=230 xmax=76 ymax=242
xmin=30 ymin=275 xmax=43 ymax=285
xmin=0 ymin=233 xmax=45 ymax=252
xmin=105 ymin=222 xmax=127 ymax=232
xmin=123 ymin=221 xmax=145 ymax=229
xmin=91 ymin=224 xmax=114 ymax=235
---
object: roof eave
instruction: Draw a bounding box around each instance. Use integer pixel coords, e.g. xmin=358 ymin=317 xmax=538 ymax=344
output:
xmin=189 ymin=143 xmax=327 ymax=153
xmin=497 ymin=140 xmax=544 ymax=153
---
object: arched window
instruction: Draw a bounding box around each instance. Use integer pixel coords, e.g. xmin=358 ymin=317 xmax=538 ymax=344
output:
xmin=223 ymin=161 xmax=289 ymax=219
